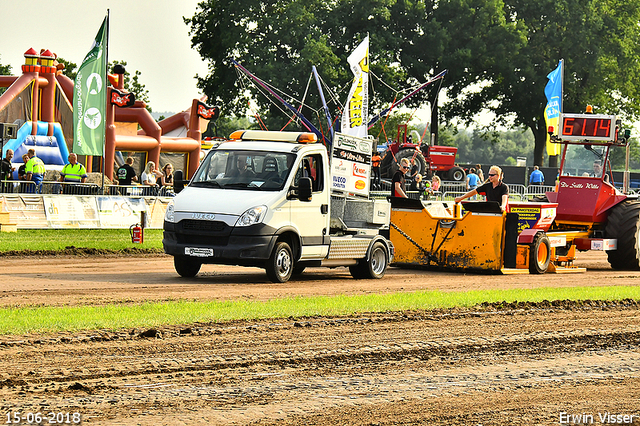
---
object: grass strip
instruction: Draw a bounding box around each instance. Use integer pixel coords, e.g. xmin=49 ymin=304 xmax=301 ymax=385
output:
xmin=1 ymin=285 xmax=639 ymax=335
xmin=0 ymin=229 xmax=164 ymax=252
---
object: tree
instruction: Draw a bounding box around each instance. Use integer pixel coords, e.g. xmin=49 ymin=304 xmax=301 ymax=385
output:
xmin=185 ymin=0 xmax=428 ymax=135
xmin=0 ymin=56 xmax=11 ymax=96
xmin=443 ymin=0 xmax=640 ymax=166
xmin=55 ymin=57 xmax=77 ymax=80
xmin=186 ymin=0 xmax=640 ymax=168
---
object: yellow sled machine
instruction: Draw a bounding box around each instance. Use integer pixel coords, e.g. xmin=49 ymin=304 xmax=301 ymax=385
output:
xmin=389 ymin=198 xmax=584 ymax=274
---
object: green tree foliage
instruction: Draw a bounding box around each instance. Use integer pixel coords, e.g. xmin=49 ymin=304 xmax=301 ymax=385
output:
xmin=109 ymin=60 xmax=151 ymax=110
xmin=0 ymin=56 xmax=11 ymax=75
xmin=56 ymin=57 xmax=77 ymax=80
xmin=185 ymin=0 xmax=424 ymax=134
xmin=0 ymin=56 xmax=11 ymax=96
xmin=444 ymin=0 xmax=640 ymax=166
xmin=447 ymin=127 xmax=535 ymax=165
xmin=186 ymin=0 xmax=640 ymax=168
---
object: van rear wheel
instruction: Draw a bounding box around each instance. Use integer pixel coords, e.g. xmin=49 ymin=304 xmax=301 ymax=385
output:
xmin=350 ymin=241 xmax=388 ymax=279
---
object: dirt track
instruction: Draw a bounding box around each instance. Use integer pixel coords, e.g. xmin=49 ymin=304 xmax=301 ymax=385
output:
xmin=1 ymin=252 xmax=640 ymax=425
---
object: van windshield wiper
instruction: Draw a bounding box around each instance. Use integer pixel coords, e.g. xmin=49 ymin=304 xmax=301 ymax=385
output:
xmin=192 ymin=180 xmax=224 ymax=188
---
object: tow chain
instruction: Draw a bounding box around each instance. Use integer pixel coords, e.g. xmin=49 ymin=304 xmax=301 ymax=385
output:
xmin=390 ymin=221 xmax=438 ymax=265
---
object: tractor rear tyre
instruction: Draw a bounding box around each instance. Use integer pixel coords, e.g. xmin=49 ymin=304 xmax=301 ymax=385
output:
xmin=174 ymin=255 xmax=202 ymax=278
xmin=529 ymin=233 xmax=551 ymax=274
xmin=383 ymin=148 xmax=427 ymax=179
xmin=604 ymin=200 xmax=640 ymax=270
xmin=447 ymin=166 xmax=466 ymax=182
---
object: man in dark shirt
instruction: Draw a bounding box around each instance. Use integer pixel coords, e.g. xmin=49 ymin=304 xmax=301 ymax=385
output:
xmin=455 ymin=165 xmax=509 ymax=211
xmin=1 ymin=149 xmax=15 ymax=193
xmin=116 ymin=157 xmax=138 ymax=186
xmin=391 ymin=158 xmax=410 ymax=198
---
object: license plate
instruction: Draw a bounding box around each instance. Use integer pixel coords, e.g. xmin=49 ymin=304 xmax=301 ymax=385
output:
xmin=185 ymin=247 xmax=214 ymax=257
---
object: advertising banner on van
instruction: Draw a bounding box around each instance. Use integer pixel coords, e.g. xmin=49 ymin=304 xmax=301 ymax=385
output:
xmin=331 ymin=133 xmax=372 ymax=198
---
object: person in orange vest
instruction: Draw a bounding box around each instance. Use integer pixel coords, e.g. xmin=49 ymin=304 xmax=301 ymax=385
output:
xmin=371 ymin=150 xmax=382 ymax=188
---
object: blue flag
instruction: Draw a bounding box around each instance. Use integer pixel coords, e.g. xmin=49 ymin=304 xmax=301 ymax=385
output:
xmin=544 ymin=60 xmax=563 ymax=156
xmin=73 ymin=15 xmax=108 ymax=156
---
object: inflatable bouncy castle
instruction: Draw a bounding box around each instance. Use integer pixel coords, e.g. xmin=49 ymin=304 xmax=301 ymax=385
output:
xmin=0 ymin=49 xmax=71 ymax=175
xmin=1 ymin=48 xmax=213 ymax=180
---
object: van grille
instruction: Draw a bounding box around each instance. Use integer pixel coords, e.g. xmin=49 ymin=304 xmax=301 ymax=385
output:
xmin=181 ymin=219 xmax=227 ymax=233
xmin=176 ymin=220 xmax=230 ymax=246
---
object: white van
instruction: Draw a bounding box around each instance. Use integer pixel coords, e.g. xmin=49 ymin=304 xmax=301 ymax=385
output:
xmin=163 ymin=130 xmax=393 ymax=282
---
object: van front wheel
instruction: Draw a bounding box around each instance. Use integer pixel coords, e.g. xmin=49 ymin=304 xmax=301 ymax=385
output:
xmin=174 ymin=255 xmax=201 ymax=278
xmin=266 ymin=242 xmax=294 ymax=283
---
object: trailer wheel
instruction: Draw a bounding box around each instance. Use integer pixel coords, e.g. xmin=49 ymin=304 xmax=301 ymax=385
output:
xmin=266 ymin=241 xmax=294 ymax=283
xmin=447 ymin=166 xmax=466 ymax=182
xmin=174 ymin=255 xmax=201 ymax=278
xmin=529 ymin=233 xmax=550 ymax=274
xmin=604 ymin=200 xmax=640 ymax=270
xmin=350 ymin=241 xmax=388 ymax=279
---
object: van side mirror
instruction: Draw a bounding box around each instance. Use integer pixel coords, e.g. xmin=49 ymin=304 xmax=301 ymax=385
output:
xmin=174 ymin=170 xmax=185 ymax=194
xmin=298 ymin=177 xmax=312 ymax=202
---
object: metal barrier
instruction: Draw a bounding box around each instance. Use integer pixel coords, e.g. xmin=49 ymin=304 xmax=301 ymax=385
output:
xmin=42 ymin=181 xmax=101 ymax=195
xmin=439 ymin=181 xmax=466 ymax=194
xmin=0 ymin=180 xmax=37 ymax=194
xmin=506 ymin=184 xmax=526 ymax=201
xmin=0 ymin=180 xmax=175 ymax=197
xmin=523 ymin=184 xmax=555 ymax=200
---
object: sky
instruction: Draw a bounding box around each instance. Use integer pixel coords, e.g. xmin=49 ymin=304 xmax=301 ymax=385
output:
xmin=0 ymin=0 xmax=209 ymax=114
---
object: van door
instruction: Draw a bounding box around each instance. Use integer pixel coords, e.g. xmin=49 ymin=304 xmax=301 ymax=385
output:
xmin=290 ymin=153 xmax=330 ymax=259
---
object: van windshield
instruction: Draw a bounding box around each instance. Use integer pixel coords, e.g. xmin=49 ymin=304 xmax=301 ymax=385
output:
xmin=190 ymin=150 xmax=295 ymax=190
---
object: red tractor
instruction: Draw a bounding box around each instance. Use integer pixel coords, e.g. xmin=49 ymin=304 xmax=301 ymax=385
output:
xmin=517 ymin=112 xmax=640 ymax=271
xmin=379 ymin=124 xmax=466 ymax=182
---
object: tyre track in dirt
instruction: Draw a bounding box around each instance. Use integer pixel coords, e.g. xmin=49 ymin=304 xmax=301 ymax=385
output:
xmin=1 ymin=306 xmax=639 ymax=425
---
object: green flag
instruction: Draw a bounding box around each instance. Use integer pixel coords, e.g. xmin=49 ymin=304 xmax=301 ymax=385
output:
xmin=73 ymin=15 xmax=108 ymax=156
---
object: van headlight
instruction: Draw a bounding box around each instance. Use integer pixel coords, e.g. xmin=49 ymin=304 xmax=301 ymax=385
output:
xmin=236 ymin=205 xmax=267 ymax=226
xmin=164 ymin=201 xmax=175 ymax=223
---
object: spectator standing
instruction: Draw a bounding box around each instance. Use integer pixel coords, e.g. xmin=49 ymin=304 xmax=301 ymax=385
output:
xmin=141 ymin=161 xmax=162 ymax=195
xmin=475 ymin=164 xmax=485 ymax=182
xmin=391 ymin=158 xmax=410 ymax=198
xmin=409 ymin=173 xmax=426 ymax=198
xmin=59 ymin=153 xmax=88 ymax=194
xmin=371 ymin=151 xmax=381 ymax=188
xmin=157 ymin=163 xmax=174 ymax=196
xmin=18 ymin=154 xmax=33 ymax=193
xmin=455 ymin=165 xmax=509 ymax=212
xmin=529 ymin=165 xmax=544 ymax=185
xmin=431 ymin=175 xmax=441 ymax=192
xmin=25 ymin=149 xmax=45 ymax=193
xmin=467 ymin=168 xmax=479 ymax=191
xmin=141 ymin=161 xmax=162 ymax=185
xmin=18 ymin=154 xmax=28 ymax=181
xmin=1 ymin=149 xmax=15 ymax=193
xmin=116 ymin=157 xmax=138 ymax=186
xmin=467 ymin=167 xmax=480 ymax=200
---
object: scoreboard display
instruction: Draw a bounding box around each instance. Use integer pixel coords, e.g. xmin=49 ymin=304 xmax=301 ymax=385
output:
xmin=559 ymin=113 xmax=616 ymax=142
